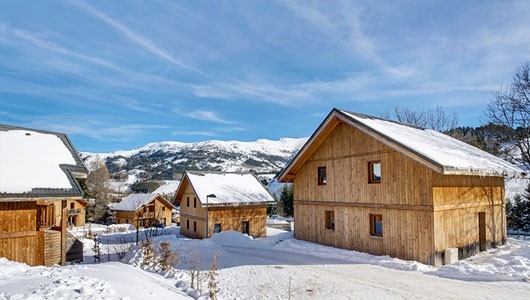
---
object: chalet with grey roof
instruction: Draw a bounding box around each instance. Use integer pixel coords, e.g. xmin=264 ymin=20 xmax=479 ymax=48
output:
xmin=0 ymin=124 xmax=88 ymax=266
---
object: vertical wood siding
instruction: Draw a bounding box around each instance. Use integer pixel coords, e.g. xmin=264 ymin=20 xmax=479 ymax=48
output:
xmin=292 ymin=121 xmax=506 ymax=265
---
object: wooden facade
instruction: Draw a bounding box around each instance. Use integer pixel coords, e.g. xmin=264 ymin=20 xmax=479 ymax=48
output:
xmin=279 ymin=109 xmax=521 ymax=266
xmin=0 ymin=200 xmax=72 ymax=266
xmin=113 ymin=193 xmax=173 ymax=228
xmin=175 ymin=171 xmax=274 ymax=239
xmin=0 ymin=124 xmax=88 ymax=266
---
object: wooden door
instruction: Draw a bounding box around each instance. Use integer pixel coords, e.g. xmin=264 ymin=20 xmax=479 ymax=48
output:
xmin=478 ymin=212 xmax=486 ymax=251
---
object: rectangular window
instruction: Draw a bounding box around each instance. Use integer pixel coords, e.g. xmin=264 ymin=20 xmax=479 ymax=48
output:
xmin=214 ymin=223 xmax=221 ymax=234
xmin=318 ymin=166 xmax=327 ymax=185
xmin=194 ymin=197 xmax=197 ymax=208
xmin=242 ymin=221 xmax=250 ymax=235
xmin=186 ymin=219 xmax=190 ymax=230
xmin=370 ymin=214 xmax=383 ymax=237
xmin=368 ymin=161 xmax=381 ymax=184
xmin=193 ymin=221 xmax=197 ymax=232
xmin=325 ymin=210 xmax=335 ymax=230
xmin=187 ymin=197 xmax=190 ymax=207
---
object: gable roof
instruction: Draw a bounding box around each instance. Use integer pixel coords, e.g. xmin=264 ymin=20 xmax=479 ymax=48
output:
xmin=112 ymin=193 xmax=173 ymax=212
xmin=0 ymin=124 xmax=88 ymax=199
xmin=279 ymin=108 xmax=525 ymax=182
xmin=175 ymin=171 xmax=275 ymax=207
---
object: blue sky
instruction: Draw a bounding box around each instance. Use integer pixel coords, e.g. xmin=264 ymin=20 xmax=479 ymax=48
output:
xmin=1 ymin=0 xmax=530 ymax=153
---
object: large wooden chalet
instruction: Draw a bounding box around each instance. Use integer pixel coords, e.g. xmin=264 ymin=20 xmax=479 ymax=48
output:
xmin=174 ymin=171 xmax=275 ymax=239
xmin=278 ymin=109 xmax=525 ymax=266
xmin=0 ymin=124 xmax=88 ymax=266
xmin=112 ymin=193 xmax=174 ymax=227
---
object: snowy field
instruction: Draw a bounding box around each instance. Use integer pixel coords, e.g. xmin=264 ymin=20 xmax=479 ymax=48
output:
xmin=1 ymin=225 xmax=530 ymax=299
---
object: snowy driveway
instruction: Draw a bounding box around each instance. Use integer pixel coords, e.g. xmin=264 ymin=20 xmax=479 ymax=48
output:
xmin=214 ymin=236 xmax=530 ymax=300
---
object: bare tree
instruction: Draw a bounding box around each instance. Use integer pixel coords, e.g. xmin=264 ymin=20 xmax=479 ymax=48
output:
xmin=86 ymin=156 xmax=112 ymax=222
xmin=486 ymin=62 xmax=530 ymax=170
xmin=382 ymin=105 xmax=458 ymax=132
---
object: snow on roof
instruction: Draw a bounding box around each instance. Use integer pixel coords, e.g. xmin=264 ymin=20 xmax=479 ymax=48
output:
xmin=0 ymin=129 xmax=78 ymax=194
xmin=341 ymin=110 xmax=525 ymax=177
xmin=186 ymin=171 xmax=275 ymax=206
xmin=113 ymin=193 xmax=158 ymax=211
xmin=152 ymin=180 xmax=180 ymax=195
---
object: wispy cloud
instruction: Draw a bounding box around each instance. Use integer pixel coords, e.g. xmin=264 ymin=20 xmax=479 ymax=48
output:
xmin=172 ymin=130 xmax=218 ymax=138
xmin=187 ymin=110 xmax=235 ymax=124
xmin=193 ymin=79 xmax=313 ymax=106
xmin=66 ymin=0 xmax=201 ymax=74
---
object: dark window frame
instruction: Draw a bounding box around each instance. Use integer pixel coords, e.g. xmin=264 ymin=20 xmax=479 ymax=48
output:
xmin=214 ymin=223 xmax=221 ymax=234
xmin=318 ymin=166 xmax=327 ymax=185
xmin=370 ymin=214 xmax=383 ymax=237
xmin=368 ymin=161 xmax=381 ymax=184
xmin=325 ymin=210 xmax=335 ymax=230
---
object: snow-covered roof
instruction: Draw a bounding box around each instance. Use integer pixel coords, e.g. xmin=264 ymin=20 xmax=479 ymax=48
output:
xmin=0 ymin=124 xmax=88 ymax=198
xmin=279 ymin=109 xmax=525 ymax=181
xmin=152 ymin=180 xmax=180 ymax=195
xmin=183 ymin=171 xmax=275 ymax=207
xmin=112 ymin=193 xmax=173 ymax=211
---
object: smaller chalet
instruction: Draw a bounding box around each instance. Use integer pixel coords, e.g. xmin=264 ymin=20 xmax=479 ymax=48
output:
xmin=112 ymin=193 xmax=174 ymax=227
xmin=174 ymin=171 xmax=275 ymax=239
xmin=0 ymin=124 xmax=88 ymax=266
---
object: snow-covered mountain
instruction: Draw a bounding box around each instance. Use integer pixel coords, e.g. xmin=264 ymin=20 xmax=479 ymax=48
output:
xmin=81 ymin=138 xmax=308 ymax=182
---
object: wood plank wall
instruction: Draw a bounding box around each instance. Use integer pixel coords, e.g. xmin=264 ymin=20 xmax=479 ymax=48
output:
xmin=44 ymin=230 xmax=61 ymax=266
xmin=292 ymin=122 xmax=506 ymax=265
xmin=0 ymin=202 xmax=42 ymax=266
xmin=208 ymin=206 xmax=268 ymax=238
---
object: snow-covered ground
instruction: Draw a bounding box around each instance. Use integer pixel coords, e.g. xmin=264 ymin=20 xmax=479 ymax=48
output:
xmin=2 ymin=225 xmax=530 ymax=299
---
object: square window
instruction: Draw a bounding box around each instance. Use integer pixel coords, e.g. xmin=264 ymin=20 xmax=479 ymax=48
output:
xmin=369 ymin=161 xmax=381 ymax=184
xmin=214 ymin=223 xmax=221 ymax=234
xmin=325 ymin=210 xmax=335 ymax=230
xmin=318 ymin=166 xmax=327 ymax=185
xmin=370 ymin=214 xmax=383 ymax=237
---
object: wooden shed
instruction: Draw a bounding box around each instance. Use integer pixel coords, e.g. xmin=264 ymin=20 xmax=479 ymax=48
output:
xmin=174 ymin=171 xmax=275 ymax=239
xmin=278 ymin=109 xmax=525 ymax=266
xmin=0 ymin=124 xmax=88 ymax=266
xmin=112 ymin=193 xmax=174 ymax=228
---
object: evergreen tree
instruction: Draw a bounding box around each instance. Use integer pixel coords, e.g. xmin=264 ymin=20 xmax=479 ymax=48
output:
xmin=278 ymin=185 xmax=294 ymax=217
xmin=507 ymin=182 xmax=530 ymax=236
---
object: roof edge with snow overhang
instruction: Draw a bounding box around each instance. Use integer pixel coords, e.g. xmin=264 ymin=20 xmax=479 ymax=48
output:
xmin=278 ymin=108 xmax=526 ymax=182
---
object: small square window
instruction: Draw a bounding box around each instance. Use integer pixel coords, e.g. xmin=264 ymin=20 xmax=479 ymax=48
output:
xmin=370 ymin=214 xmax=383 ymax=237
xmin=325 ymin=210 xmax=335 ymax=230
xmin=214 ymin=223 xmax=221 ymax=234
xmin=318 ymin=166 xmax=327 ymax=185
xmin=369 ymin=161 xmax=381 ymax=184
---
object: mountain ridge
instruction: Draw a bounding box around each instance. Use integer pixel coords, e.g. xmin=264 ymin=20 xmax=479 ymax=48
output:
xmin=80 ymin=137 xmax=308 ymax=181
